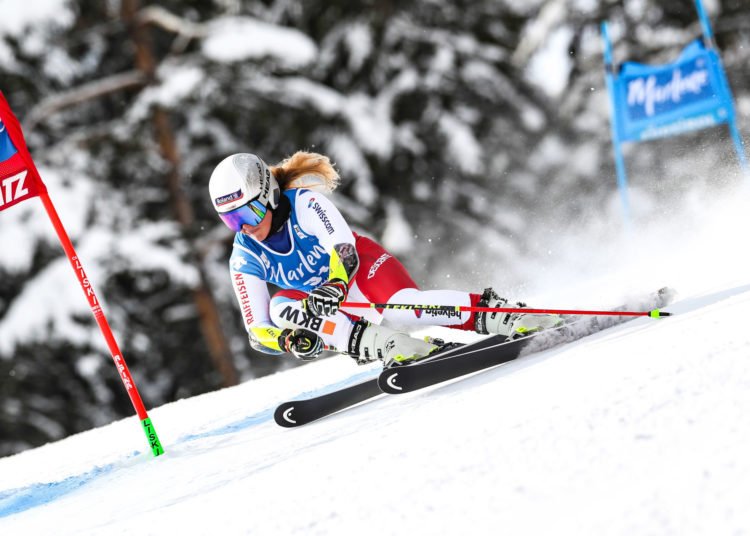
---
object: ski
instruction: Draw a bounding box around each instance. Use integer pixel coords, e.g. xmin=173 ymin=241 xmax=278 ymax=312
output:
xmin=274 ymin=288 xmax=674 ymax=426
xmin=272 ymin=338 xmax=498 ymax=428
xmin=378 ymin=287 xmax=675 ymax=394
xmin=274 ymin=376 xmax=382 ymax=427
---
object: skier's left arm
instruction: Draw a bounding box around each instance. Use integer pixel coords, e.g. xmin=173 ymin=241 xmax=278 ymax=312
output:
xmin=296 ymin=190 xmax=359 ymax=316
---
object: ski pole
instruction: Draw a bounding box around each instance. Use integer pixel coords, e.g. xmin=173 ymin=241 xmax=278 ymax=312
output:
xmin=341 ymin=302 xmax=671 ymax=318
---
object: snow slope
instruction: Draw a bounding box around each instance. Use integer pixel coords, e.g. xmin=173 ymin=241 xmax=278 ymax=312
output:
xmin=3 ymin=186 xmax=750 ymax=535
xmin=1 ymin=282 xmax=750 ymax=535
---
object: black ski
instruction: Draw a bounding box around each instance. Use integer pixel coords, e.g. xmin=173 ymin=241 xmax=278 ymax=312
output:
xmin=378 ymin=287 xmax=675 ymax=394
xmin=274 ymin=288 xmax=674 ymax=426
xmin=274 ymin=376 xmax=382 ymax=427
xmin=272 ymin=337 xmax=498 ymax=427
xmin=379 ymin=330 xmax=541 ymax=394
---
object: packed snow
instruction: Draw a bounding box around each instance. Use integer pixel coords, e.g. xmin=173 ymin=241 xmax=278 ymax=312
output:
xmin=2 ymin=184 xmax=750 ymax=535
xmin=3 ymin=1 xmax=750 ymax=533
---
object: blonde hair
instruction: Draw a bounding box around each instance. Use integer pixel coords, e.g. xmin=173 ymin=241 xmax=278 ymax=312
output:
xmin=271 ymin=151 xmax=340 ymax=194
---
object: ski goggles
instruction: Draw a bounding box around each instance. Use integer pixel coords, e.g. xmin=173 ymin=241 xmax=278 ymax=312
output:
xmin=218 ymin=197 xmax=268 ymax=232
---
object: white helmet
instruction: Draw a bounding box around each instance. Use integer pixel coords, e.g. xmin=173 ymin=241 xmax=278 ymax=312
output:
xmin=209 ymin=153 xmax=280 ymax=231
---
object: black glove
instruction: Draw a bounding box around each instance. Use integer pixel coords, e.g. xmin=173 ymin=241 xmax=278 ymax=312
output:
xmin=278 ymin=329 xmax=324 ymax=360
xmin=306 ymin=279 xmax=348 ymax=317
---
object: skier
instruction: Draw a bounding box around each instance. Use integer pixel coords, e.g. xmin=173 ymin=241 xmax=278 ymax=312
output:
xmin=209 ymin=152 xmax=560 ymax=366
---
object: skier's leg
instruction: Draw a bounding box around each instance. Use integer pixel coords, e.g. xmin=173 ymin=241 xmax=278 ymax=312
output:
xmin=345 ymin=319 xmax=437 ymax=366
xmin=385 ymin=288 xmax=562 ymax=338
xmin=348 ymin=237 xmax=560 ymax=338
xmin=473 ymin=288 xmax=563 ymax=338
xmin=347 ymin=235 xmax=479 ymax=329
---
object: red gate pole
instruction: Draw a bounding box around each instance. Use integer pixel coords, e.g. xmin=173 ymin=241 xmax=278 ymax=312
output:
xmin=37 ymin=189 xmax=164 ymax=456
xmin=0 ymin=90 xmax=163 ymax=456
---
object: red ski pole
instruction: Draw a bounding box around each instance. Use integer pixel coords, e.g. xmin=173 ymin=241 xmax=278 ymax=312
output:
xmin=341 ymin=302 xmax=671 ymax=318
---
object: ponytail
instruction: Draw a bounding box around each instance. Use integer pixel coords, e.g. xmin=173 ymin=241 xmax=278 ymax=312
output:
xmin=270 ymin=151 xmax=340 ymax=194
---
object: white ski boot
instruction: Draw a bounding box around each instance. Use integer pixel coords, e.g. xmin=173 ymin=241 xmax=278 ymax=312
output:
xmin=347 ymin=321 xmax=437 ymax=366
xmin=474 ymin=288 xmax=562 ymax=339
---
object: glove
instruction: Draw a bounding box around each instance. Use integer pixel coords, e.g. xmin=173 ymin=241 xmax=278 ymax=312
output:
xmin=278 ymin=328 xmax=325 ymax=361
xmin=306 ymin=279 xmax=348 ymax=317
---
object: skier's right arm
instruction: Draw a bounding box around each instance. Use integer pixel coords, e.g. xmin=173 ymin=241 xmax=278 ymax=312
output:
xmin=231 ymin=273 xmax=325 ymax=359
xmin=230 ymin=268 xmax=286 ymax=355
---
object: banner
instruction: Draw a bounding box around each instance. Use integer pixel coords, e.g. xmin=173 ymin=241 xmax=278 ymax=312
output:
xmin=0 ymin=91 xmax=45 ymax=212
xmin=602 ymin=4 xmax=747 ymax=225
xmin=614 ymin=40 xmax=734 ymax=142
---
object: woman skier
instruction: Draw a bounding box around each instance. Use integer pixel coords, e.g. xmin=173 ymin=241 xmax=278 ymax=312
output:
xmin=209 ymin=152 xmax=559 ymax=365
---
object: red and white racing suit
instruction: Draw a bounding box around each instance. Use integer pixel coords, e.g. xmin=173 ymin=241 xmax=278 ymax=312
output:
xmin=229 ymin=189 xmax=481 ymax=354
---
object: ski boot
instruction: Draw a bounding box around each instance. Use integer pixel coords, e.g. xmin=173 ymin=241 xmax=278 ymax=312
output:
xmin=347 ymin=320 xmax=437 ymax=367
xmin=474 ymin=288 xmax=562 ymax=339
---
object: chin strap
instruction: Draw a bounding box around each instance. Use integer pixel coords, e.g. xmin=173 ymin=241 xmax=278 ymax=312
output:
xmin=268 ymin=193 xmax=291 ymax=234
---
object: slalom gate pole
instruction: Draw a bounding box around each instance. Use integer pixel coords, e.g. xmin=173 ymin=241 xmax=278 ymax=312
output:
xmin=341 ymin=302 xmax=671 ymax=319
xmin=38 ymin=189 xmax=165 ymax=457
xmin=601 ymin=21 xmax=633 ymax=227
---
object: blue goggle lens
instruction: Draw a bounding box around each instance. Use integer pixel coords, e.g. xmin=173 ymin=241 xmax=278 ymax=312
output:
xmin=219 ymin=198 xmax=268 ymax=231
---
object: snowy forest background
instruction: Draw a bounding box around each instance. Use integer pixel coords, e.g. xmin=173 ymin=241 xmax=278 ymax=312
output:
xmin=1 ymin=0 xmax=748 ymax=456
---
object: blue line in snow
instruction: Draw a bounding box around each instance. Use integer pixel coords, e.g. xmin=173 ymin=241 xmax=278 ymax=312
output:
xmin=0 ymin=370 xmax=378 ymax=519
xmin=177 ymin=408 xmax=275 ymax=443
xmin=177 ymin=369 xmax=378 ymax=442
xmin=0 ymin=462 xmax=118 ymax=518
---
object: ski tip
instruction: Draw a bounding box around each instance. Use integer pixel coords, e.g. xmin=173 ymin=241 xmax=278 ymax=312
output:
xmin=649 ymin=309 xmax=672 ymax=318
xmin=274 ymin=404 xmax=299 ymax=427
